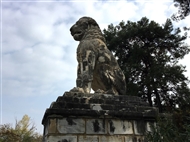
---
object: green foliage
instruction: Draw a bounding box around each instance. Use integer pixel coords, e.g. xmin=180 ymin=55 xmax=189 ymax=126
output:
xmin=146 ymin=115 xmax=177 ymax=142
xmin=145 ymin=112 xmax=190 ymax=142
xmin=0 ymin=124 xmax=19 ymax=142
xmin=103 ymin=17 xmax=190 ymax=140
xmin=0 ymin=115 xmax=42 ymax=142
xmin=172 ymin=0 xmax=190 ymax=21
xmin=103 ymin=17 xmax=190 ymax=112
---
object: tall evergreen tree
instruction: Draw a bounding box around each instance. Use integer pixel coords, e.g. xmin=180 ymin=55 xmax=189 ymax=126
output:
xmin=103 ymin=17 xmax=190 ymax=112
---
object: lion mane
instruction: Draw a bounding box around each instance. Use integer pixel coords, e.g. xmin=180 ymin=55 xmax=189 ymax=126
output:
xmin=70 ymin=16 xmax=126 ymax=95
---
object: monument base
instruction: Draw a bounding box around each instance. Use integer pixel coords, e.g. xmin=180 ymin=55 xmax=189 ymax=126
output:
xmin=42 ymin=92 xmax=158 ymax=142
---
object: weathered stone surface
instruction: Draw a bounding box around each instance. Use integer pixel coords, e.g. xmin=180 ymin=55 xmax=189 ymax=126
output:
xmin=132 ymin=136 xmax=144 ymax=142
xmin=124 ymin=136 xmax=144 ymax=142
xmin=108 ymin=120 xmax=133 ymax=134
xmin=86 ymin=119 xmax=107 ymax=134
xmin=78 ymin=136 xmax=98 ymax=142
xmin=44 ymin=120 xmax=49 ymax=136
xmin=134 ymin=121 xmax=146 ymax=135
xmin=99 ymin=136 xmax=124 ymax=142
xmin=47 ymin=136 xmax=77 ymax=142
xmin=57 ymin=118 xmax=85 ymax=133
xmin=124 ymin=136 xmax=133 ymax=142
xmin=90 ymin=104 xmax=103 ymax=110
xmin=42 ymin=92 xmax=158 ymax=125
xmin=146 ymin=121 xmax=155 ymax=132
xmin=42 ymin=94 xmax=157 ymax=141
xmin=43 ymin=116 xmax=152 ymax=142
xmin=48 ymin=118 xmax=57 ymax=133
xmin=69 ymin=16 xmax=126 ymax=95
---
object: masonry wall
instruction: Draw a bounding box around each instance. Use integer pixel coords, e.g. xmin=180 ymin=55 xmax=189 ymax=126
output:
xmin=42 ymin=92 xmax=157 ymax=142
xmin=43 ymin=116 xmax=154 ymax=142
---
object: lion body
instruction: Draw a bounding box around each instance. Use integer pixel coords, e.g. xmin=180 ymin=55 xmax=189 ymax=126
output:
xmin=70 ymin=17 xmax=126 ymax=95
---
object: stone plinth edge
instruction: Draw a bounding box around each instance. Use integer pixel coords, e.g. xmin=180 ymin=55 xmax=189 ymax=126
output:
xmin=42 ymin=92 xmax=158 ymax=125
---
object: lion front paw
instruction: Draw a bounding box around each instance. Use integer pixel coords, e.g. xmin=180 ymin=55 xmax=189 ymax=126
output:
xmin=69 ymin=87 xmax=85 ymax=93
xmin=95 ymin=89 xmax=105 ymax=94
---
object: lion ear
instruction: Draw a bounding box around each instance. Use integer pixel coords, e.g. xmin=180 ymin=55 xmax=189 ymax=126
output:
xmin=88 ymin=18 xmax=99 ymax=27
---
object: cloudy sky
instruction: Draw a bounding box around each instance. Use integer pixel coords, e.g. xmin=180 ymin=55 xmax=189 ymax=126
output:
xmin=1 ymin=0 xmax=190 ymax=134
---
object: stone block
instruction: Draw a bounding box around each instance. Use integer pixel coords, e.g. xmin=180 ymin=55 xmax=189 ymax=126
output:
xmin=78 ymin=136 xmax=98 ymax=142
xmin=124 ymin=136 xmax=133 ymax=142
xmin=57 ymin=118 xmax=85 ymax=133
xmin=146 ymin=122 xmax=151 ymax=132
xmin=108 ymin=120 xmax=133 ymax=134
xmin=132 ymin=136 xmax=144 ymax=142
xmin=44 ymin=121 xmax=48 ymax=136
xmin=90 ymin=104 xmax=102 ymax=111
xmin=146 ymin=121 xmax=155 ymax=132
xmin=99 ymin=136 xmax=124 ymax=142
xmin=48 ymin=118 xmax=57 ymax=133
xmin=42 ymin=91 xmax=157 ymax=142
xmin=47 ymin=136 xmax=77 ymax=142
xmin=125 ymin=136 xmax=144 ymax=142
xmin=86 ymin=119 xmax=106 ymax=134
xmin=134 ymin=121 xmax=145 ymax=135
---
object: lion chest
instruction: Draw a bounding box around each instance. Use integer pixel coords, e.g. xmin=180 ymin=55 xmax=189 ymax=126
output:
xmin=77 ymin=39 xmax=115 ymax=67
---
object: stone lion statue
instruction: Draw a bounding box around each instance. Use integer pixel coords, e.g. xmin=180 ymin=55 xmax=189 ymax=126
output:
xmin=70 ymin=16 xmax=126 ymax=95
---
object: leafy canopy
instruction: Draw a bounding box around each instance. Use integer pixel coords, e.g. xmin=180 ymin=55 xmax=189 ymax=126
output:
xmin=103 ymin=17 xmax=190 ymax=112
xmin=0 ymin=115 xmax=42 ymax=142
xmin=172 ymin=0 xmax=190 ymax=21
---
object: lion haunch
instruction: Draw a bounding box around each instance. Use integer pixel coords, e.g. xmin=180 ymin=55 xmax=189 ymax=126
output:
xmin=70 ymin=16 xmax=126 ymax=95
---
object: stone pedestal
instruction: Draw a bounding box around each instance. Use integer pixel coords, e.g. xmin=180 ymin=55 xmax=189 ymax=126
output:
xmin=42 ymin=92 xmax=158 ymax=142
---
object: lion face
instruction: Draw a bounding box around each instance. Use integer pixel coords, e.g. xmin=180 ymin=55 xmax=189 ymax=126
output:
xmin=70 ymin=18 xmax=88 ymax=41
xmin=70 ymin=17 xmax=99 ymax=41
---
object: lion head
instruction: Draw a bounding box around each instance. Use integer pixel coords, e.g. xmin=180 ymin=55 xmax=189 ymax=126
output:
xmin=70 ymin=16 xmax=106 ymax=43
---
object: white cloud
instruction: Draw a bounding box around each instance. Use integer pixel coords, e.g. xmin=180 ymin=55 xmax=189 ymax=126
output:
xmin=2 ymin=42 xmax=77 ymax=97
xmin=2 ymin=2 xmax=79 ymax=53
xmin=2 ymin=2 xmax=79 ymax=98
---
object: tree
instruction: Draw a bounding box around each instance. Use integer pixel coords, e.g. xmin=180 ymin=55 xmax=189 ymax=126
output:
xmin=0 ymin=124 xmax=20 ymax=142
xmin=103 ymin=17 xmax=190 ymax=112
xmin=145 ymin=110 xmax=190 ymax=142
xmin=0 ymin=115 xmax=42 ymax=142
xmin=172 ymin=0 xmax=190 ymax=21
